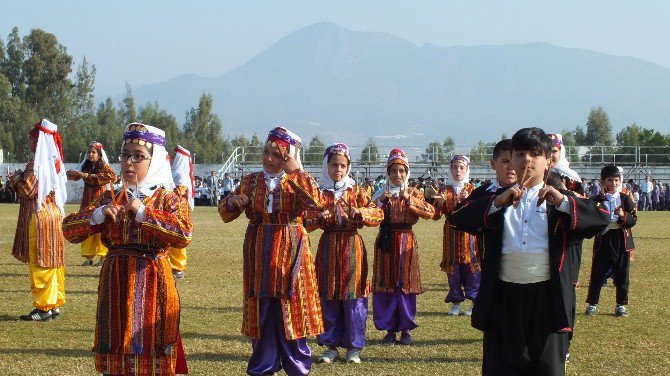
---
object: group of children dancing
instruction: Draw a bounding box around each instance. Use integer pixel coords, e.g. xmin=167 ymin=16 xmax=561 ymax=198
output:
xmin=7 ymin=120 xmax=637 ymax=376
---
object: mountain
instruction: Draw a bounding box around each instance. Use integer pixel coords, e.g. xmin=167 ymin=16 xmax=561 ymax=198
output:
xmin=129 ymin=22 xmax=670 ymax=146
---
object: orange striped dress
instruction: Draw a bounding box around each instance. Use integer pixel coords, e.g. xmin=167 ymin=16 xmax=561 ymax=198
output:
xmin=304 ymin=186 xmax=383 ymax=300
xmin=372 ymin=188 xmax=435 ymax=294
xmin=434 ymin=183 xmax=478 ymax=273
xmin=63 ymin=188 xmax=192 ymax=376
xmin=219 ymin=170 xmax=324 ymax=340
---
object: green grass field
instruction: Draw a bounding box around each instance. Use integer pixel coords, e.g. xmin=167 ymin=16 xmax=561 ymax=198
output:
xmin=0 ymin=204 xmax=668 ymax=375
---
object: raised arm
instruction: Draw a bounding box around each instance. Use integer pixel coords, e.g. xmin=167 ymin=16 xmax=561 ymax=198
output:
xmin=405 ymin=188 xmax=435 ymax=220
xmin=354 ymin=188 xmax=384 ymax=227
xmin=62 ymin=191 xmax=113 ymax=243
xmin=11 ymin=161 xmax=37 ymax=199
xmin=82 ymin=163 xmax=117 ymax=186
xmin=139 ymin=191 xmax=193 ymax=249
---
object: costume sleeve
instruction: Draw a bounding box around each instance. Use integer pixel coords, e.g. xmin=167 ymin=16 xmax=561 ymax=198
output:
xmin=431 ymin=198 xmax=446 ymax=220
xmin=557 ymin=190 xmax=610 ymax=239
xmin=406 ymin=188 xmax=435 ymax=219
xmin=218 ymin=175 xmax=249 ymax=223
xmin=450 ymin=194 xmax=505 ymax=233
xmin=139 ymin=191 xmax=192 ymax=249
xmin=286 ymin=170 xmax=324 ymax=212
xmin=62 ymin=192 xmax=112 ymax=243
xmin=12 ymin=161 xmax=38 ymax=199
xmin=82 ymin=163 xmax=117 ymax=186
xmin=355 ymin=188 xmax=384 ymax=227
xmin=302 ymin=209 xmax=323 ymax=232
xmin=618 ymin=193 xmax=637 ymax=229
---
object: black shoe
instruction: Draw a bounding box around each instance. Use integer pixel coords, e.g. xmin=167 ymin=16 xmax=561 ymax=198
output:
xmin=20 ymin=308 xmax=53 ymax=322
xmin=172 ymin=270 xmax=185 ymax=280
xmin=51 ymin=307 xmax=61 ymax=319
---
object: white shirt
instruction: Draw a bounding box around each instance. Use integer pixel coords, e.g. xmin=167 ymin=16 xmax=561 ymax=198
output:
xmin=640 ymin=180 xmax=653 ymax=193
xmin=489 ymin=182 xmax=570 ymax=255
xmin=486 ymin=179 xmax=502 ymax=193
xmin=605 ymin=192 xmax=622 ymax=222
xmin=264 ymin=171 xmax=285 ymax=213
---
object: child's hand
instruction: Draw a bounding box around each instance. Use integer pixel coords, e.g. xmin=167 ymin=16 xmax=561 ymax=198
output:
xmin=282 ymin=154 xmax=301 ymax=174
xmin=318 ymin=209 xmax=333 ymax=223
xmin=380 ymin=191 xmax=393 ymax=203
xmin=615 ymin=207 xmax=624 ymax=218
xmin=494 ymin=186 xmax=524 ymax=208
xmin=537 ymin=186 xmax=565 ymax=207
xmin=124 ymin=198 xmax=142 ymax=216
xmin=102 ymin=203 xmax=119 ymax=223
xmin=228 ymin=194 xmax=250 ymax=210
xmin=401 ymin=189 xmax=410 ymax=200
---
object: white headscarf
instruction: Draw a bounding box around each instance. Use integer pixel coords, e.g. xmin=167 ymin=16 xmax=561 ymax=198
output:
xmin=172 ymin=145 xmax=194 ymax=210
xmin=549 ymin=133 xmax=581 ymax=183
xmin=319 ymin=143 xmax=355 ymax=199
xmin=372 ymin=148 xmax=410 ymax=203
xmin=447 ymin=155 xmax=471 ymax=192
xmin=122 ymin=123 xmax=175 ymax=198
xmin=79 ymin=141 xmax=109 ymax=171
xmin=31 ymin=119 xmax=67 ymax=214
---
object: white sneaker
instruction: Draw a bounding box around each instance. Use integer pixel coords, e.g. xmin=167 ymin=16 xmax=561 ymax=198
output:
xmin=345 ymin=348 xmax=362 ymax=364
xmin=447 ymin=303 xmax=461 ymax=316
xmin=318 ymin=348 xmax=339 ymax=364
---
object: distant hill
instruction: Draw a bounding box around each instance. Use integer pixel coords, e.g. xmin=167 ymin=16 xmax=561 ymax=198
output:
xmin=126 ymin=22 xmax=670 ymax=146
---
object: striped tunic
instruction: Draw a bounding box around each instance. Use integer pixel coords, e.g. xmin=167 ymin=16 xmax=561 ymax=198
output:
xmin=11 ymin=160 xmax=66 ymax=268
xmin=219 ymin=170 xmax=324 ymax=340
xmin=372 ymin=188 xmax=435 ymax=294
xmin=80 ymin=162 xmax=117 ymax=208
xmin=62 ymin=188 xmax=192 ymax=376
xmin=304 ymin=186 xmax=383 ymax=300
xmin=434 ymin=183 xmax=478 ymax=273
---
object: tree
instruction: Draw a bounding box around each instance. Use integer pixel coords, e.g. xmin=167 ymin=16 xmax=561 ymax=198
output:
xmin=23 ymin=28 xmax=73 ymax=122
xmin=469 ymin=141 xmax=495 ymax=164
xmin=443 ymin=136 xmax=455 ymax=156
xmin=584 ymin=106 xmax=613 ymax=146
xmin=304 ymin=135 xmax=325 ymax=165
xmin=63 ymin=57 xmax=97 ymax=162
xmin=2 ymin=27 xmax=25 ymax=98
xmin=182 ymin=93 xmax=224 ymax=163
xmin=421 ymin=141 xmax=447 ymax=163
xmin=96 ymin=97 xmax=123 ymax=156
xmin=574 ymin=125 xmax=587 ymax=145
xmin=138 ymin=101 xmax=182 ymax=151
xmin=359 ymin=138 xmax=379 ymax=163
xmin=119 ymin=82 xmax=136 ymax=124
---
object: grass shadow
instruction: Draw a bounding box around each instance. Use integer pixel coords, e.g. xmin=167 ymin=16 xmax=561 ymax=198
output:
xmin=0 ymin=348 xmax=91 ymax=357
xmin=409 ymin=337 xmax=481 ymax=346
xmin=364 ymin=355 xmax=480 ymax=363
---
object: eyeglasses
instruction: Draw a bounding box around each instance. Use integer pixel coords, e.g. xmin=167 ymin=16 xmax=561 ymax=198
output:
xmin=118 ymin=153 xmax=152 ymax=163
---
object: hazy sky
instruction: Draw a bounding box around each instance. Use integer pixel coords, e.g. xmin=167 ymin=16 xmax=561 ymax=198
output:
xmin=3 ymin=1 xmax=668 ymax=95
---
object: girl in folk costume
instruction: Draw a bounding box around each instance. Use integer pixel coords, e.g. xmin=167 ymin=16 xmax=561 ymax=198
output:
xmin=304 ymin=143 xmax=383 ymax=364
xmin=9 ymin=119 xmax=67 ymax=321
xmin=371 ymin=149 xmax=435 ymax=346
xmin=549 ymin=134 xmax=584 ymax=196
xmin=63 ymin=123 xmax=192 ymax=376
xmin=168 ymin=145 xmax=195 ymax=280
xmin=219 ymin=127 xmax=324 ymax=376
xmin=67 ymin=141 xmax=117 ymax=266
xmin=433 ymin=155 xmax=480 ymax=317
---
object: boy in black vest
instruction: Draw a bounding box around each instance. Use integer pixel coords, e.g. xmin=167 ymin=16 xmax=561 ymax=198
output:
xmin=451 ymin=127 xmax=609 ymax=375
xmin=585 ymin=165 xmax=637 ymax=317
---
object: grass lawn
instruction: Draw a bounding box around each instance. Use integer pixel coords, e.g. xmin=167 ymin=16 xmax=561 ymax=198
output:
xmin=0 ymin=204 xmax=668 ymax=375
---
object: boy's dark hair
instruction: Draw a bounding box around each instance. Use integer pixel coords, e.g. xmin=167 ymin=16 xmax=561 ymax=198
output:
xmin=601 ymin=165 xmax=621 ymax=180
xmin=492 ymin=139 xmax=513 ymax=160
xmin=511 ymin=128 xmax=552 ymax=157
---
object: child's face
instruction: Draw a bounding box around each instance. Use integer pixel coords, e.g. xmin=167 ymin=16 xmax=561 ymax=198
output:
xmin=490 ymin=151 xmax=516 ymax=186
xmin=602 ymin=176 xmax=621 ymax=193
xmin=87 ymin=146 xmax=100 ymax=162
xmin=512 ymin=148 xmax=550 ymax=186
xmin=450 ymin=161 xmax=468 ymax=182
xmin=121 ymin=143 xmax=151 ymax=185
xmin=388 ymin=164 xmax=407 ymax=187
xmin=262 ymin=142 xmax=284 ymax=175
xmin=550 ymin=147 xmax=561 ymax=167
xmin=327 ymin=154 xmax=349 ymax=183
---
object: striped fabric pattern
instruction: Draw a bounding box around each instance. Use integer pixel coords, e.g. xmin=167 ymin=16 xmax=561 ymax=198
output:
xmin=219 ymin=170 xmax=324 ymax=340
xmin=306 ymin=186 xmax=383 ymax=300
xmin=11 ymin=160 xmax=66 ymax=268
xmin=80 ymin=162 xmax=117 ymax=209
xmin=372 ymin=188 xmax=435 ymax=294
xmin=434 ymin=184 xmax=479 ymax=273
xmin=63 ymin=187 xmax=192 ymax=375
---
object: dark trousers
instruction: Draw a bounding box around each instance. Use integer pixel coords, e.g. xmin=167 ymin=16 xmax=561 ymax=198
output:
xmin=482 ymin=280 xmax=569 ymax=376
xmin=586 ymin=230 xmax=630 ymax=305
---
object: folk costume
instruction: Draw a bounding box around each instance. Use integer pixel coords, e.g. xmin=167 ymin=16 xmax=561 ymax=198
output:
xmin=63 ymin=123 xmax=192 ymax=375
xmin=450 ymin=183 xmax=610 ymax=375
xmin=10 ymin=119 xmax=67 ymax=320
xmin=168 ymin=145 xmax=195 ymax=276
xmin=371 ymin=149 xmax=435 ymax=341
xmin=303 ymin=144 xmax=383 ymax=355
xmin=73 ymin=141 xmax=117 ymax=263
xmin=434 ymin=155 xmax=480 ymax=310
xmin=586 ymin=185 xmax=637 ymax=309
xmin=219 ymin=127 xmax=324 ymax=376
